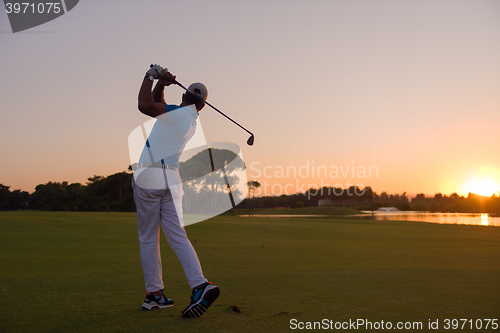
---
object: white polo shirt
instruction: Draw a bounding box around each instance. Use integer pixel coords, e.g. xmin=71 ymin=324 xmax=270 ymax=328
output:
xmin=138 ymin=104 xmax=198 ymax=167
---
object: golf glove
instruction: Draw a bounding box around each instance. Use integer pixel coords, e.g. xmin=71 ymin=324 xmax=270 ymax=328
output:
xmin=146 ymin=64 xmax=163 ymax=79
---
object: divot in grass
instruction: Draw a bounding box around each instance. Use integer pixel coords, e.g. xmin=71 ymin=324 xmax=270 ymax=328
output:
xmin=230 ymin=305 xmax=242 ymax=313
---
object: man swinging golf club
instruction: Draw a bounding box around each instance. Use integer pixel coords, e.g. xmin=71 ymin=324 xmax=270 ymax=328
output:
xmin=134 ymin=64 xmax=219 ymax=318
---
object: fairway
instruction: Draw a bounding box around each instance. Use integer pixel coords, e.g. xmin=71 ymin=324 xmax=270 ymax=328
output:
xmin=228 ymin=206 xmax=364 ymax=216
xmin=1 ymin=212 xmax=499 ymax=332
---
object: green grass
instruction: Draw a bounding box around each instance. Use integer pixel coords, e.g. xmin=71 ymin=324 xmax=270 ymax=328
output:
xmin=228 ymin=206 xmax=363 ymax=216
xmin=1 ymin=211 xmax=499 ymax=332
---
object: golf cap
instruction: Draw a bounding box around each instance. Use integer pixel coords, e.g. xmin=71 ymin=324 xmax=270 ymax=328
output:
xmin=187 ymin=82 xmax=208 ymax=102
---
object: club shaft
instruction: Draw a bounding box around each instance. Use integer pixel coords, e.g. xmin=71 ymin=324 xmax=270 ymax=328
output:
xmin=205 ymin=101 xmax=253 ymax=136
xmin=174 ymin=80 xmax=253 ymax=137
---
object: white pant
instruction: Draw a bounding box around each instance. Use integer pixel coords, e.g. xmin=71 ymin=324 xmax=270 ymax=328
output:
xmin=132 ymin=169 xmax=207 ymax=292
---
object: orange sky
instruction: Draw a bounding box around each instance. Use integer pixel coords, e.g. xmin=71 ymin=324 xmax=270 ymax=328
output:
xmin=1 ymin=0 xmax=499 ymax=197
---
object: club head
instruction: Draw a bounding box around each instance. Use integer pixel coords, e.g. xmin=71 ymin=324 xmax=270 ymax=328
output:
xmin=247 ymin=135 xmax=254 ymax=146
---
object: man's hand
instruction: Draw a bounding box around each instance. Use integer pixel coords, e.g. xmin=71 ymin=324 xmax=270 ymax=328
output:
xmin=146 ymin=64 xmax=163 ymax=79
xmin=158 ymin=69 xmax=176 ymax=86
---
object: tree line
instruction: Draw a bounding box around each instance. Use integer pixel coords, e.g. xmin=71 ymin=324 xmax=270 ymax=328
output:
xmin=0 ymin=172 xmax=135 ymax=212
xmin=1 ymin=175 xmax=500 ymax=215
xmin=240 ymin=185 xmax=500 ymax=215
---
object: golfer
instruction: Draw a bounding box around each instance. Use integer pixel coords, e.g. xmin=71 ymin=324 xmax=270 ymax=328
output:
xmin=133 ymin=64 xmax=219 ymax=318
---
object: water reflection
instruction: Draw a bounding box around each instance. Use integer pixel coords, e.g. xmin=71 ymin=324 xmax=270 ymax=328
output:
xmin=481 ymin=213 xmax=489 ymax=226
xmin=237 ymin=212 xmax=500 ymax=226
xmin=361 ymin=211 xmax=499 ymax=227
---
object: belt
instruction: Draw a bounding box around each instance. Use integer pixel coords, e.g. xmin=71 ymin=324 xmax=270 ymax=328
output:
xmin=131 ymin=162 xmax=178 ymax=171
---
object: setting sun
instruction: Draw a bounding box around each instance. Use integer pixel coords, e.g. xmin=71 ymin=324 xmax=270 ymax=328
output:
xmin=462 ymin=178 xmax=499 ymax=197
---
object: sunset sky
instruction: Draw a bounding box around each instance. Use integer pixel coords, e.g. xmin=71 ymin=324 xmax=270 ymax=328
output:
xmin=1 ymin=0 xmax=499 ymax=197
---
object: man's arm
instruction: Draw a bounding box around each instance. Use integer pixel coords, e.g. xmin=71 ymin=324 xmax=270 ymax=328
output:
xmin=152 ymin=81 xmax=166 ymax=104
xmin=138 ymin=78 xmax=167 ymax=117
xmin=138 ymin=69 xmax=177 ymax=117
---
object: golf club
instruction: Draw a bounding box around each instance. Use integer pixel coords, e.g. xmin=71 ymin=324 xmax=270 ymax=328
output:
xmin=150 ymin=65 xmax=255 ymax=146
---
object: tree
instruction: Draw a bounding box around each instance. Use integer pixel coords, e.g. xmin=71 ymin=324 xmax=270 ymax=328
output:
xmin=295 ymin=201 xmax=304 ymax=208
xmin=247 ymin=180 xmax=261 ymax=194
xmin=247 ymin=180 xmax=261 ymax=210
xmin=413 ymin=193 xmax=426 ymax=202
xmin=0 ymin=184 xmax=11 ymax=210
xmin=179 ymin=148 xmax=245 ymax=213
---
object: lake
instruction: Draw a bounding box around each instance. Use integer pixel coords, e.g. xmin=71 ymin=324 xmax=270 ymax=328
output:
xmin=237 ymin=212 xmax=500 ymax=227
xmin=360 ymin=211 xmax=500 ymax=227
